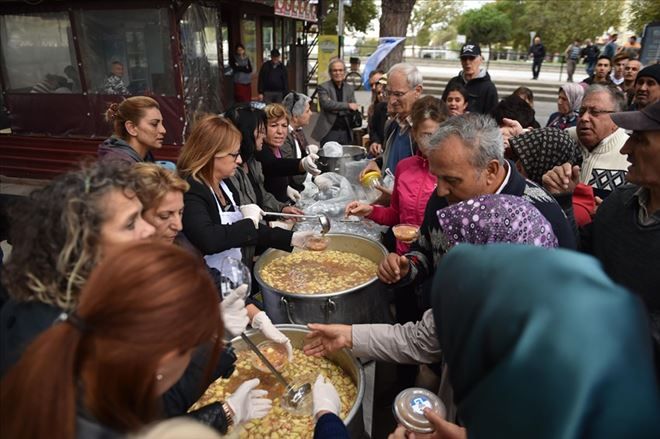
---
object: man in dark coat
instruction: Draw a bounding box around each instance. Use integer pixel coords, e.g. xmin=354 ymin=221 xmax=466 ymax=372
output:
xmin=257 ymin=49 xmax=288 ymax=103
xmin=528 ymin=36 xmax=546 ymax=80
xmin=441 ymin=43 xmax=498 ymax=114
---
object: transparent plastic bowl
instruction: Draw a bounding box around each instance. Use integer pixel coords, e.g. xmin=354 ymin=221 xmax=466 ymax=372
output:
xmin=392 ymin=224 xmax=420 ymax=243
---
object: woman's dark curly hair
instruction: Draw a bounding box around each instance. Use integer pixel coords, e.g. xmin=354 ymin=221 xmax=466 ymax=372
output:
xmin=2 ymin=160 xmax=139 ymax=310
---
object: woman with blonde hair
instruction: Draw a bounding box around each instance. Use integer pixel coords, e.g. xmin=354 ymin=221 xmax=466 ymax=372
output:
xmin=99 ymin=96 xmax=166 ymax=163
xmin=255 ymin=103 xmax=320 ymax=202
xmin=178 ymin=115 xmax=312 ymax=357
xmin=1 ymin=241 xmax=272 ymax=438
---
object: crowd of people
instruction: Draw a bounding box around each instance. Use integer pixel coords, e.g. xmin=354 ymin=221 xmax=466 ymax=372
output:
xmin=1 ymin=39 xmax=659 ymax=439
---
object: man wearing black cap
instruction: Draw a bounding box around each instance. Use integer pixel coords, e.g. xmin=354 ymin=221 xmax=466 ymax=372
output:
xmin=441 ymin=43 xmax=498 ymax=114
xmin=633 ymin=64 xmax=660 ymax=110
xmin=258 ymin=49 xmax=288 ymax=103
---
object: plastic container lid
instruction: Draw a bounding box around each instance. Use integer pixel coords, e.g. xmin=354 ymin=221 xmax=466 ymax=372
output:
xmin=392 ymin=387 xmax=446 ymax=434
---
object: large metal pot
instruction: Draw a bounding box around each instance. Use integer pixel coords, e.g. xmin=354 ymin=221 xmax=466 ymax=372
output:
xmin=317 ymin=145 xmax=367 ymax=174
xmin=231 ymin=325 xmax=365 ymax=438
xmin=255 ymin=233 xmax=391 ymax=325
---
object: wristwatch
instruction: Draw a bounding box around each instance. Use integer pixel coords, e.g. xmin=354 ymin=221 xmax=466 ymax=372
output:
xmin=222 ymin=401 xmax=234 ymax=427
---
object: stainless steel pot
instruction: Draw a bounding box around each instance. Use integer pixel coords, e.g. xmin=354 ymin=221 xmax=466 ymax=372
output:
xmin=317 ymin=145 xmax=367 ymax=174
xmin=255 ymin=233 xmax=391 ymax=325
xmin=231 ymin=325 xmax=366 ymax=438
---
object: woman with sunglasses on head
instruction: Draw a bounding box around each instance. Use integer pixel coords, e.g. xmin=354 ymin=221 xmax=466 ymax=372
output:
xmin=1 ymin=242 xmax=273 ymax=438
xmin=255 ymin=103 xmax=321 ymax=203
xmin=281 ymin=92 xmax=320 ymax=199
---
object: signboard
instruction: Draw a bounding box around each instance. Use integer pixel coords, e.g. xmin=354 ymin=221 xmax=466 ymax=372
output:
xmin=274 ymin=0 xmax=318 ymax=22
xmin=361 ymin=37 xmax=406 ymax=90
xmin=317 ymin=35 xmax=339 ymax=84
xmin=640 ymin=22 xmax=660 ymax=66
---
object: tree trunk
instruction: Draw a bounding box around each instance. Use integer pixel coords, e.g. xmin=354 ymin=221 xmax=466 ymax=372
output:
xmin=379 ymin=0 xmax=416 ymax=70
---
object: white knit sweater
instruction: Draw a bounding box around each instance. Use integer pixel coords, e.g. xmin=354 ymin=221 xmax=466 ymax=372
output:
xmin=567 ymin=127 xmax=630 ymax=191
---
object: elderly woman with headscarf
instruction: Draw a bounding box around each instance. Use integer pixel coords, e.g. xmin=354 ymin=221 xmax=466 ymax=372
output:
xmin=509 ymin=127 xmax=595 ymax=226
xmin=408 ymin=244 xmax=660 ymax=439
xmin=280 ymin=92 xmax=319 ymax=199
xmin=546 ymin=83 xmax=584 ymax=129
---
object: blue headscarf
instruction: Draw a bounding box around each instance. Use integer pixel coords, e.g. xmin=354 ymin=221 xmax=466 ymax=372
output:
xmin=432 ymin=244 xmax=660 ymax=439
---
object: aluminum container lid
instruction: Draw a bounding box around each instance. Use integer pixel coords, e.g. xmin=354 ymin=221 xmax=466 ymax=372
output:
xmin=392 ymin=387 xmax=446 ymax=434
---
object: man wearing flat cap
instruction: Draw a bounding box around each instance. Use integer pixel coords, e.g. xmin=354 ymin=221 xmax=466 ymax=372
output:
xmin=258 ymin=49 xmax=288 ymax=103
xmin=549 ymin=102 xmax=660 ymax=347
xmin=441 ymin=43 xmax=499 ymax=114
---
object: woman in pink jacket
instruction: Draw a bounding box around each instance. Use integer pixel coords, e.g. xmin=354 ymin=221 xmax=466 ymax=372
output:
xmin=345 ymin=96 xmax=448 ymax=254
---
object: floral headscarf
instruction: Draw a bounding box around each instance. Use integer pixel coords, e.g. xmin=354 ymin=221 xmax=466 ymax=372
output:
xmin=436 ymin=194 xmax=558 ymax=249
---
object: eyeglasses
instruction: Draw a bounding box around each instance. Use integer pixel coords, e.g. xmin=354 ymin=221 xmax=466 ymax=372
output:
xmin=383 ymin=89 xmax=413 ymax=99
xmin=577 ymin=107 xmax=615 ymax=117
xmin=215 ymin=151 xmax=241 ymax=161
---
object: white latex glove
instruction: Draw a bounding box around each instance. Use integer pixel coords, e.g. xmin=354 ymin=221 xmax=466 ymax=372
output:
xmin=314 ymin=174 xmax=333 ymax=191
xmin=219 ymin=284 xmax=250 ymax=337
xmin=251 ymin=311 xmax=293 ymax=360
xmin=307 ymin=144 xmax=319 ymax=155
xmin=286 ymin=185 xmax=302 ymax=203
xmin=290 ymin=230 xmax=315 ymax=249
xmin=301 ymin=153 xmax=321 ymax=176
xmin=226 ymin=378 xmax=272 ymax=424
xmin=312 ymin=374 xmax=341 ymax=418
xmin=239 ymin=204 xmax=264 ymax=229
xmin=220 ymin=284 xmax=250 ymax=336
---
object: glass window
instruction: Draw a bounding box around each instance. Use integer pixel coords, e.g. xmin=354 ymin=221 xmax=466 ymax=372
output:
xmin=180 ymin=4 xmax=222 ymax=121
xmin=221 ymin=22 xmax=231 ymax=75
xmin=0 ymin=13 xmax=81 ymax=93
xmin=75 ymin=8 xmax=175 ymax=96
xmin=261 ymin=18 xmax=274 ymax=61
xmin=241 ymin=16 xmax=257 ymax=67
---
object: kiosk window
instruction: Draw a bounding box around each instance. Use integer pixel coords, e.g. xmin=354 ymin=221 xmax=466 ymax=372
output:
xmin=75 ymin=8 xmax=175 ymax=96
xmin=0 ymin=13 xmax=81 ymax=93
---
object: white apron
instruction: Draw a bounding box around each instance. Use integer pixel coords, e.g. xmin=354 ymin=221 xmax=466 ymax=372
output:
xmin=204 ymin=181 xmax=243 ymax=277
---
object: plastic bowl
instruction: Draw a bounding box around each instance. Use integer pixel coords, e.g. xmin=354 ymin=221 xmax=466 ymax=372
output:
xmin=392 ymin=224 xmax=420 ymax=243
xmin=252 ymin=340 xmax=289 ymax=373
xmin=304 ymin=234 xmax=330 ymax=251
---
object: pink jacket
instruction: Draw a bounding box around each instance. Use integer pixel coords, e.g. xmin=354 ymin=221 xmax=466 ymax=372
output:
xmin=367 ymin=154 xmax=437 ymax=254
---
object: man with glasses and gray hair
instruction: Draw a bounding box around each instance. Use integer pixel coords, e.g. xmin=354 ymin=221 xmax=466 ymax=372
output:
xmin=311 ymin=58 xmax=359 ymax=146
xmin=544 ymin=85 xmax=629 ymax=195
xmin=378 ymin=113 xmax=575 ymax=288
xmin=361 ymin=63 xmax=423 ymax=181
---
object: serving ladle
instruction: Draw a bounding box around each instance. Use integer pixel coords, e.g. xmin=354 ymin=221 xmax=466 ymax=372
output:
xmin=263 ymin=212 xmax=331 ymax=235
xmin=240 ymin=333 xmax=312 ymax=408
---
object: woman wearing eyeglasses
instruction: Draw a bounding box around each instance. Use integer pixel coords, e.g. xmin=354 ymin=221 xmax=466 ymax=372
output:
xmin=177 ymin=115 xmax=312 ymax=274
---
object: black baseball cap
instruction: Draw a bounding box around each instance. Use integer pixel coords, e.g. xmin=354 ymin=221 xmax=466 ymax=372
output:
xmin=460 ymin=43 xmax=481 ymax=58
xmin=610 ymin=101 xmax=660 ymax=131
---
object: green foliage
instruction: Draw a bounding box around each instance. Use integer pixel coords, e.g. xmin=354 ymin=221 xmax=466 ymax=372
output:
xmin=492 ymin=0 xmax=624 ymax=53
xmin=430 ymin=23 xmax=458 ymax=46
xmin=457 ymin=3 xmax=511 ymax=48
xmin=321 ymin=0 xmax=378 ymax=34
xmin=409 ymin=0 xmax=460 ymax=47
xmin=356 ymin=37 xmax=379 ymax=56
xmin=628 ymin=0 xmax=660 ymax=35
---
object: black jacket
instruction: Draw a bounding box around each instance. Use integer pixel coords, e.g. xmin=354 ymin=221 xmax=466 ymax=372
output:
xmin=528 ymin=43 xmax=546 ymax=60
xmin=255 ymin=145 xmax=306 ymax=203
xmin=441 ymin=70 xmax=499 ymax=114
xmin=181 ymin=176 xmax=293 ymax=256
xmin=258 ymin=61 xmax=288 ymax=94
xmin=368 ymin=101 xmax=388 ymax=146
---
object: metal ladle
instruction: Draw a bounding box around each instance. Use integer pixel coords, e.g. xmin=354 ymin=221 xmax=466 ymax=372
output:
xmin=239 ymin=333 xmax=312 ymax=408
xmin=263 ymin=212 xmax=331 ymax=235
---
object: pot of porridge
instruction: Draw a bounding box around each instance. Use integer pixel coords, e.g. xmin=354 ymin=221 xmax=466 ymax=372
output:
xmin=255 ymin=233 xmax=389 ymax=324
xmin=191 ymin=325 xmax=366 ymax=438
